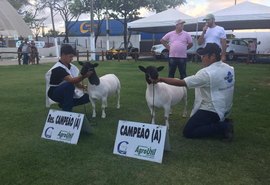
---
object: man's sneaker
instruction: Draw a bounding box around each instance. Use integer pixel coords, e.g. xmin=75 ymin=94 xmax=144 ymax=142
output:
xmin=223 ymin=119 xmax=234 ymax=142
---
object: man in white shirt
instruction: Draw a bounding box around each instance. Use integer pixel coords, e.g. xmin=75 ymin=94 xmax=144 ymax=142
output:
xmin=154 ymin=43 xmax=235 ymax=141
xmin=198 ymin=14 xmax=227 ymax=62
xmin=248 ymin=40 xmax=257 ymax=63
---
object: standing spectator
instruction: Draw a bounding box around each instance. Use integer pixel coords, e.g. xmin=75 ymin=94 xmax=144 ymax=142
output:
xmin=29 ymin=41 xmax=39 ymax=64
xmin=160 ymin=19 xmax=193 ymax=79
xmin=0 ymin=35 xmax=5 ymax=47
xmin=198 ymin=14 xmax=227 ymax=62
xmin=17 ymin=40 xmax=24 ymax=65
xmin=153 ymin=43 xmax=235 ymax=141
xmin=248 ymin=40 xmax=256 ymax=63
xmin=22 ymin=40 xmax=30 ymax=65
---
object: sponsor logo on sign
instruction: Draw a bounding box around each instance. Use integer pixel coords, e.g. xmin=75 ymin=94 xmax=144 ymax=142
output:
xmin=134 ymin=145 xmax=157 ymax=159
xmin=117 ymin=141 xmax=129 ymax=155
xmin=57 ymin=130 xmax=74 ymax=141
xmin=45 ymin=127 xmax=54 ymax=138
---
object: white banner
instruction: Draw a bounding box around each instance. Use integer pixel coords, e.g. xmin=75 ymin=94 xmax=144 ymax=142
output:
xmin=16 ymin=40 xmax=45 ymax=48
xmin=113 ymin=120 xmax=167 ymax=163
xmin=41 ymin=109 xmax=84 ymax=144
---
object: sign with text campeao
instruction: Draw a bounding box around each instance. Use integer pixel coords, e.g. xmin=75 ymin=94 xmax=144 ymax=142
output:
xmin=41 ymin=109 xmax=84 ymax=144
xmin=113 ymin=120 xmax=168 ymax=163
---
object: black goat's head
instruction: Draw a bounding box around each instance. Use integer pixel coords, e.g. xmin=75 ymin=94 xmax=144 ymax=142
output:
xmin=78 ymin=61 xmax=100 ymax=85
xmin=138 ymin=65 xmax=164 ymax=84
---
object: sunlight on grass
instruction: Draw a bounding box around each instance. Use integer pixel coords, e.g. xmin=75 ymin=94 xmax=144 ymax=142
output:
xmin=0 ymin=61 xmax=269 ymax=185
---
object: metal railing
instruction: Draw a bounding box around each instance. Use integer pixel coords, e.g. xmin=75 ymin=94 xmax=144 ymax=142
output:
xmin=1 ymin=50 xmax=270 ymax=64
xmin=76 ymin=50 xmax=142 ymax=62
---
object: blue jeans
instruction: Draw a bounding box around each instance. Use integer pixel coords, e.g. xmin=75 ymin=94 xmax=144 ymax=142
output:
xmin=48 ymin=82 xmax=89 ymax=112
xmin=23 ymin=53 xmax=29 ymax=65
xmin=168 ymin=57 xmax=187 ymax=79
xmin=183 ymin=110 xmax=229 ymax=138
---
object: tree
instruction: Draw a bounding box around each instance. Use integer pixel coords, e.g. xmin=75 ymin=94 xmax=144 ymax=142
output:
xmin=23 ymin=3 xmax=47 ymax=40
xmin=107 ymin=1 xmax=143 ymax=50
xmin=35 ymin=0 xmax=62 ymax=39
xmin=107 ymin=0 xmax=186 ymax=50
xmin=82 ymin=0 xmax=108 ymax=47
xmin=8 ymin=0 xmax=30 ymax=11
xmin=9 ymin=0 xmax=48 ymax=40
xmin=46 ymin=29 xmax=60 ymax=37
xmin=54 ymin=0 xmax=84 ymax=43
xmin=145 ymin=0 xmax=186 ymax=12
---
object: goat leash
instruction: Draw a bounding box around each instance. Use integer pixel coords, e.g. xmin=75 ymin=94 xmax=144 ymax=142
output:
xmin=150 ymin=83 xmax=155 ymax=123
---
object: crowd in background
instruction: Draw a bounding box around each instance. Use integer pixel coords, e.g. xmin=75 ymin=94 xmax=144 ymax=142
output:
xmin=17 ymin=39 xmax=39 ymax=65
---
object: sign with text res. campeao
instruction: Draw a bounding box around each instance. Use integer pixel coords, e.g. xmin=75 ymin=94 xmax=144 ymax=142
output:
xmin=41 ymin=109 xmax=84 ymax=144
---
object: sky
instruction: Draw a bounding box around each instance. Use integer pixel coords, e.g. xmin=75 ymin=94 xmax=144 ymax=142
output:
xmin=180 ymin=0 xmax=270 ymax=17
xmin=142 ymin=0 xmax=270 ymax=17
xmin=44 ymin=0 xmax=270 ymax=32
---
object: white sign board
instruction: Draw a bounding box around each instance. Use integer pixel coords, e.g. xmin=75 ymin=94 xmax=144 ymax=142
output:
xmin=41 ymin=109 xmax=84 ymax=144
xmin=16 ymin=40 xmax=45 ymax=48
xmin=113 ymin=120 xmax=167 ymax=163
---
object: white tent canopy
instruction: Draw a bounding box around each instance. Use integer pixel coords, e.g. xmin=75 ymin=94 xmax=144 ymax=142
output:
xmin=0 ymin=0 xmax=32 ymax=37
xmin=128 ymin=1 xmax=270 ymax=33
xmin=128 ymin=8 xmax=194 ymax=33
xmin=190 ymin=1 xmax=270 ymax=31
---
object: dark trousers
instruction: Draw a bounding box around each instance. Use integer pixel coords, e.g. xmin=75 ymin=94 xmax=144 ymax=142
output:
xmin=249 ymin=51 xmax=256 ymax=62
xmin=18 ymin=53 xmax=23 ymax=65
xmin=183 ymin=110 xmax=229 ymax=138
xmin=23 ymin=53 xmax=29 ymax=65
xmin=168 ymin=57 xmax=187 ymax=79
xmin=48 ymin=82 xmax=89 ymax=112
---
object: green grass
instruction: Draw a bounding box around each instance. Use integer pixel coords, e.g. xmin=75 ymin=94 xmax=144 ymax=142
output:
xmin=0 ymin=61 xmax=269 ymax=185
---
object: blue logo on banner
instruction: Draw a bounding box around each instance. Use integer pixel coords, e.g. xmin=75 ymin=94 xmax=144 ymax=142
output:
xmin=117 ymin=141 xmax=129 ymax=154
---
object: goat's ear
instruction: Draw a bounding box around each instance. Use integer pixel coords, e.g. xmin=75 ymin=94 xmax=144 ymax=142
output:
xmin=157 ymin=66 xmax=164 ymax=72
xmin=93 ymin=63 xmax=99 ymax=68
xmin=78 ymin=61 xmax=84 ymax=66
xmin=138 ymin=66 xmax=146 ymax=72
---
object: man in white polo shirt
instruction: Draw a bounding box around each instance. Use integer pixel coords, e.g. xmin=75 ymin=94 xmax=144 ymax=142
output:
xmin=154 ymin=43 xmax=235 ymax=141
